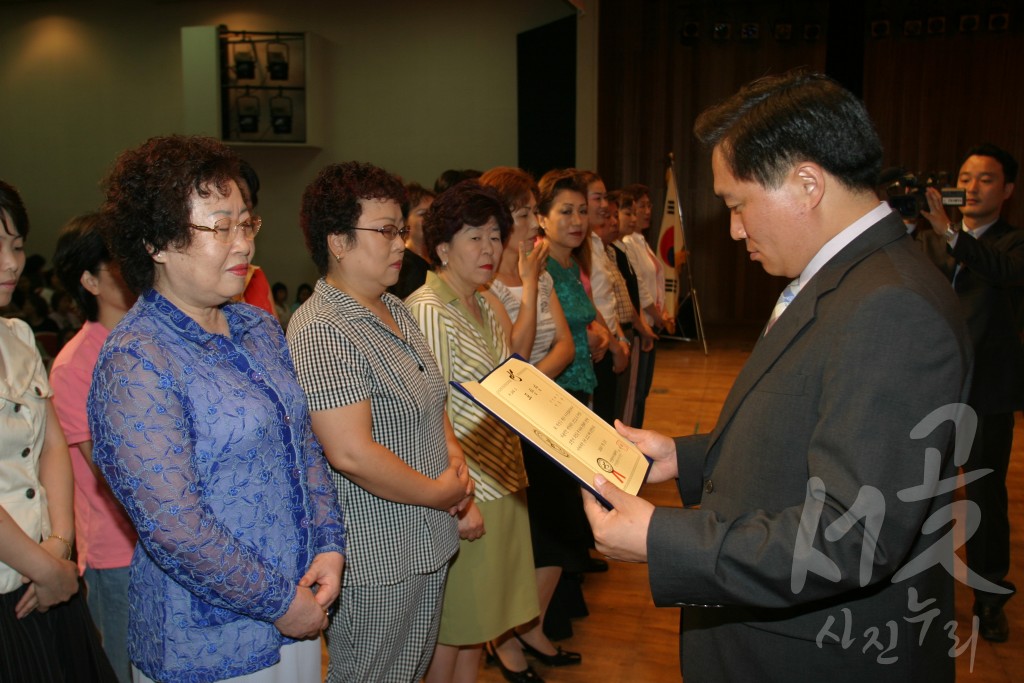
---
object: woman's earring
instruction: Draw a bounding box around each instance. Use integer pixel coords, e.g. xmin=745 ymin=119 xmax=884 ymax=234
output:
xmin=333 ymin=252 xmax=342 ymax=262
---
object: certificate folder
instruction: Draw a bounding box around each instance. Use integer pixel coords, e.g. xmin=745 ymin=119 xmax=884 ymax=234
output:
xmin=451 ymin=355 xmax=652 ymax=509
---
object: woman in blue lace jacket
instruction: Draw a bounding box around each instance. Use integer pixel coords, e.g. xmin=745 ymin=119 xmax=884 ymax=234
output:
xmin=87 ymin=135 xmax=346 ymax=683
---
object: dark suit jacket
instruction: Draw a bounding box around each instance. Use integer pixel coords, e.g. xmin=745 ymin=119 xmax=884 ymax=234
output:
xmin=921 ymin=219 xmax=1024 ymax=414
xmin=648 ymin=213 xmax=971 ymax=682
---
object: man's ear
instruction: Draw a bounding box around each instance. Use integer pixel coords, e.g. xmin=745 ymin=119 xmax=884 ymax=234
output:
xmin=1003 ymin=182 xmax=1015 ymax=202
xmin=794 ymin=162 xmax=825 ymax=209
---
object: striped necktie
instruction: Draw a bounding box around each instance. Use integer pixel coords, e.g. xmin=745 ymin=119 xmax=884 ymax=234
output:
xmin=765 ymin=278 xmax=800 ymax=335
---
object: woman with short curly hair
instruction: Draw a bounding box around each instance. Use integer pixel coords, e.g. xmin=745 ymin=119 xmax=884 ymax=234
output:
xmin=89 ymin=135 xmax=346 ymax=683
xmin=288 ymin=161 xmax=471 ymax=682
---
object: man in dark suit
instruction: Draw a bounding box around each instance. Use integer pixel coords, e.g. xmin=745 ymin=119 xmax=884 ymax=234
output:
xmin=583 ymin=71 xmax=971 ymax=682
xmin=920 ymin=144 xmax=1023 ymax=642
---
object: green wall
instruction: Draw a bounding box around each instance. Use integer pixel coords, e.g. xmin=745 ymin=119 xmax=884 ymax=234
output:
xmin=0 ymin=0 xmax=578 ymax=293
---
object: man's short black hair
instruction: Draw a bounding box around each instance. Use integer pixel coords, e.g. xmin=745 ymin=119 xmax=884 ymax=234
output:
xmin=963 ymin=143 xmax=1018 ymax=184
xmin=694 ymin=70 xmax=882 ymax=192
xmin=434 ymin=169 xmax=482 ymax=195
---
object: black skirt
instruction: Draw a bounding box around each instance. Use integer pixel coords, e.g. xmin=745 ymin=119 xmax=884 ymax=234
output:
xmin=521 ymin=437 xmax=594 ymax=572
xmin=0 ymin=581 xmax=117 ymax=683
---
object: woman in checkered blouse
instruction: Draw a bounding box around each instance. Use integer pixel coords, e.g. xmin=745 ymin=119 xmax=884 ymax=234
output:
xmin=287 ymin=162 xmax=473 ymax=682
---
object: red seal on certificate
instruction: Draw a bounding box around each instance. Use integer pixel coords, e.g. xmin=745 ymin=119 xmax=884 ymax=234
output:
xmin=596 ymin=457 xmax=626 ymax=483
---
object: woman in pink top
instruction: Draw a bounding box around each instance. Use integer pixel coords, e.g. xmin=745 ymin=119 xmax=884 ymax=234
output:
xmin=50 ymin=213 xmax=138 ymax=683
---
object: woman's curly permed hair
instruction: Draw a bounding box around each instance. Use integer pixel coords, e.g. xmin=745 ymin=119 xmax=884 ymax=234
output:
xmin=101 ymin=135 xmax=241 ymax=292
xmin=422 ymin=180 xmax=512 ymax=265
xmin=300 ymin=162 xmax=407 ymax=276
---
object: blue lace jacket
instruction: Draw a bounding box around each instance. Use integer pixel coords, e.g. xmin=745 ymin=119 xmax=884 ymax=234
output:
xmin=88 ymin=290 xmax=346 ymax=683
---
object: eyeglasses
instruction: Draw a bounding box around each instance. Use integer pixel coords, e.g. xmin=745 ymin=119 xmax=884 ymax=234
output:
xmin=189 ymin=216 xmax=262 ymax=243
xmin=353 ymin=225 xmax=410 ymax=241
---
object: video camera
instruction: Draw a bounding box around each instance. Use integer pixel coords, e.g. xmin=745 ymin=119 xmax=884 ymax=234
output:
xmin=881 ymin=169 xmax=966 ymax=219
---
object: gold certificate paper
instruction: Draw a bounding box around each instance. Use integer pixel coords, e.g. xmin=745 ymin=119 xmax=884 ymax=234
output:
xmin=452 ymin=356 xmax=651 ymax=508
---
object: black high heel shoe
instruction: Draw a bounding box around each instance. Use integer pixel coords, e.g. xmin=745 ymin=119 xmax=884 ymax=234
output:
xmin=513 ymin=633 xmax=582 ymax=667
xmin=485 ymin=642 xmax=545 ymax=683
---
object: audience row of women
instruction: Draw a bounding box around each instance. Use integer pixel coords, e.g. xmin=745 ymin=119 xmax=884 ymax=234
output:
xmin=394 ymin=167 xmax=673 ymax=431
xmin=0 ymin=133 xmax=671 ymax=683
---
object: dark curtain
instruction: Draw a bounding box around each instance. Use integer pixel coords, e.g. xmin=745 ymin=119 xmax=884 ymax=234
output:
xmin=519 ymin=16 xmax=577 ymax=179
xmin=598 ymin=0 xmax=1023 ymax=328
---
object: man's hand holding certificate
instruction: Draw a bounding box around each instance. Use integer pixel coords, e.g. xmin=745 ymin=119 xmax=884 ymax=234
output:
xmin=581 ymin=421 xmax=681 ymax=563
xmin=451 ymin=356 xmax=652 ymax=508
xmin=581 ymin=473 xmax=655 ymax=563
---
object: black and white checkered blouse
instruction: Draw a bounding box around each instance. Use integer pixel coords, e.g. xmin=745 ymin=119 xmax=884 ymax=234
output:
xmin=287 ymin=280 xmax=459 ymax=586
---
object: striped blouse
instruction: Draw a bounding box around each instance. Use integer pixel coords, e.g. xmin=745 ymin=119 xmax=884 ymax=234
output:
xmin=406 ymin=271 xmax=528 ymax=502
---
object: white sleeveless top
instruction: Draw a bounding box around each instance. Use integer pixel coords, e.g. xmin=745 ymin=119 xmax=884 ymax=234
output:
xmin=488 ymin=272 xmax=557 ymax=365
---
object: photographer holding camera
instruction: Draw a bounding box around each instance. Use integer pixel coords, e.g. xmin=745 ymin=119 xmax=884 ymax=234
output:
xmin=921 ymin=143 xmax=1024 ymax=643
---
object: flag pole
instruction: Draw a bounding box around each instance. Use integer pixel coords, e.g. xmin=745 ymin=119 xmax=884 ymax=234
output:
xmin=659 ymin=152 xmax=708 ymax=354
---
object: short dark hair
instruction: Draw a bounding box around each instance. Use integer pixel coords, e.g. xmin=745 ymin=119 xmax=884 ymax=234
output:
xmin=694 ymin=70 xmax=882 ymax=192
xmin=615 ymin=189 xmax=635 ymax=210
xmin=606 ymin=189 xmax=622 ymax=210
xmin=404 ymin=183 xmax=436 ymax=219
xmin=52 ymin=213 xmax=110 ymax=322
xmin=478 ymin=167 xmax=539 ymax=212
xmin=24 ymin=254 xmax=45 ymax=277
xmin=300 ymin=162 xmax=407 ymax=276
xmin=963 ymin=143 xmax=1018 ymax=184
xmin=620 ymin=183 xmax=650 ymax=204
xmin=50 ymin=290 xmax=69 ymax=313
xmin=101 ymin=135 xmax=242 ymax=292
xmin=0 ymin=180 xmax=30 ymax=238
xmin=272 ymin=281 xmax=287 ymax=299
xmin=422 ymin=180 xmax=512 ymax=264
xmin=434 ymin=169 xmax=482 ymax=195
xmin=25 ymin=291 xmax=50 ymax=318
